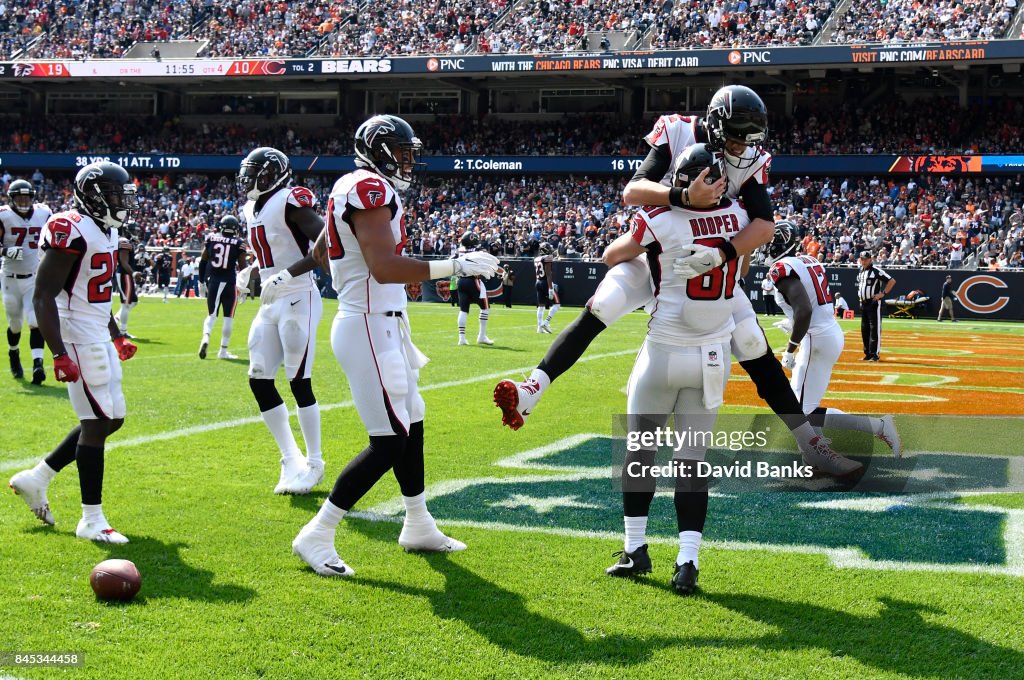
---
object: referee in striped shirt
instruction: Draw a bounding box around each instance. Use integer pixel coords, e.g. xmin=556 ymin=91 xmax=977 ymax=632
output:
xmin=856 ymin=251 xmax=896 ymax=361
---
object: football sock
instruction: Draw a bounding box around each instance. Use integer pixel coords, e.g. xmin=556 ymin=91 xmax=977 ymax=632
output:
xmin=7 ymin=328 xmax=19 ymax=352
xmin=119 ymin=305 xmax=130 ymax=333
xmin=526 ymin=368 xmax=552 ymax=394
xmin=203 ymin=313 xmax=216 ymax=337
xmin=327 ymin=435 xmax=403 ymax=510
xmin=29 ymin=328 xmax=44 ymax=360
xmin=260 ymin=403 xmax=303 ymax=459
xmin=536 ymin=307 xmax=545 ymax=327
xmin=402 ymin=491 xmax=431 ymax=522
xmin=393 ymin=421 xmax=426 ymax=497
xmin=545 ymin=304 xmax=560 ymax=324
xmin=221 ymin=317 xmax=234 ymax=347
xmin=457 ymin=311 xmax=468 ymax=339
xmin=738 ymin=351 xmax=810 ymax=433
xmin=674 ymin=489 xmax=709 ymax=534
xmin=312 ymin=499 xmax=347 ymax=531
xmin=43 ymin=425 xmax=81 ymax=472
xmin=536 ymin=310 xmax=607 ymax=383
xmin=297 ymin=403 xmax=322 ymax=464
xmin=478 ymin=309 xmax=489 ymax=338
xmin=792 ymin=422 xmax=819 ymax=454
xmin=31 ymin=459 xmax=57 ymax=483
xmin=624 ymin=516 xmax=648 ymax=553
xmin=677 ymin=531 xmax=702 ymax=569
xmin=814 ymin=407 xmax=882 ymax=435
xmin=75 ymin=444 xmax=104 ymax=505
xmin=81 ymin=503 xmax=105 ymax=524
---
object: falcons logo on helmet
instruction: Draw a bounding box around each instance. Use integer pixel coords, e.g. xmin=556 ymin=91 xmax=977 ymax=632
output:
xmin=364 ymin=118 xmax=396 ymax=149
xmin=264 ymin=149 xmax=288 ymax=173
xmin=709 ymin=89 xmax=733 ymax=120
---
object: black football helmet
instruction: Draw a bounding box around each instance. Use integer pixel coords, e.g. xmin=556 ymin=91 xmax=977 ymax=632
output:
xmin=219 ymin=215 xmax=241 ymax=237
xmin=7 ymin=179 xmax=35 ymax=217
xmin=763 ymin=219 xmax=799 ymax=265
xmin=705 ymin=85 xmax=768 ymax=170
xmin=354 ymin=114 xmax=424 ymax=191
xmin=673 ymin=143 xmax=726 ymax=192
xmin=538 ymin=242 xmax=555 ymax=256
xmin=460 ymin=231 xmax=480 ymax=252
xmin=237 ymin=147 xmax=291 ymax=201
xmin=73 ymin=162 xmax=138 ymax=230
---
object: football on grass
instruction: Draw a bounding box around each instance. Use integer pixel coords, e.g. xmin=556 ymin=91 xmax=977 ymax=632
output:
xmin=89 ymin=559 xmax=141 ymax=601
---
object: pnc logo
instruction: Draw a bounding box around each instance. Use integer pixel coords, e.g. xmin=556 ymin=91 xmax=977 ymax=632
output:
xmin=427 ymin=58 xmax=439 ymax=72
xmin=728 ymin=51 xmax=742 ymax=65
xmin=955 ymin=275 xmax=1010 ymax=314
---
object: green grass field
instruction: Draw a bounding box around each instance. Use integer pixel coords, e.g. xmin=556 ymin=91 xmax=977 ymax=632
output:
xmin=2 ymin=300 xmax=1023 ymax=679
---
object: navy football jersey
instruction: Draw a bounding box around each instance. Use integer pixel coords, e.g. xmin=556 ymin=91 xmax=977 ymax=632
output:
xmin=204 ymin=233 xmax=246 ymax=279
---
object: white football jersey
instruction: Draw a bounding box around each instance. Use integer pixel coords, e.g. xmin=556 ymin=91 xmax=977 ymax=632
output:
xmin=0 ymin=203 xmax=52 ymax=275
xmin=644 ymin=114 xmax=772 ymax=195
xmin=40 ymin=210 xmax=118 ymax=344
xmin=326 ymin=168 xmax=407 ymax=315
xmin=631 ymin=199 xmax=750 ymax=346
xmin=769 ymin=255 xmax=840 ymax=336
xmin=242 ymin=186 xmax=317 ymax=294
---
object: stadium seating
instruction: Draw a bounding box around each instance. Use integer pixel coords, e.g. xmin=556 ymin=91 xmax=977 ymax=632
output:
xmin=829 ymin=0 xmax=1019 ymax=44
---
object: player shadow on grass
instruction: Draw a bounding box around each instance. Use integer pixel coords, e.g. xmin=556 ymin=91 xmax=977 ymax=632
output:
xmin=96 ymin=535 xmax=256 ymax=605
xmin=346 ymin=521 xmax=677 ymax=665
xmin=669 ymin=592 xmax=1023 ymax=678
xmin=16 ymin=383 xmax=70 ymax=400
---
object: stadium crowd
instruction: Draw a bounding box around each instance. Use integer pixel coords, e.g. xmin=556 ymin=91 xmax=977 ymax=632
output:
xmin=829 ymin=0 xmax=1019 ymax=44
xmin=4 ymin=97 xmax=1023 ymax=157
xmin=650 ymin=0 xmax=836 ymax=49
xmin=4 ymin=170 xmax=1020 ymax=273
xmin=3 ymin=0 xmax=1021 ymax=60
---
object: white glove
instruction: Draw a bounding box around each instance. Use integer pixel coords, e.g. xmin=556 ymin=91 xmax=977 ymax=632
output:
xmin=772 ymin=318 xmax=793 ymax=334
xmin=760 ymin=277 xmax=775 ymax=294
xmin=235 ymin=285 xmax=249 ymax=305
xmin=547 ymin=287 xmax=555 ymax=300
xmin=236 ymin=262 xmax=257 ymax=290
xmin=781 ymin=351 xmax=796 ymax=370
xmin=260 ymin=269 xmax=292 ymax=305
xmin=3 ymin=247 xmax=23 ymax=260
xmin=453 ymin=251 xmax=499 ymax=278
xmin=673 ymin=244 xmax=723 ymax=279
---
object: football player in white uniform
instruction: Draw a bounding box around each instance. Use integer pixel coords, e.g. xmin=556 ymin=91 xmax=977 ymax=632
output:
xmin=762 ymin=222 xmax=901 ymax=457
xmin=292 ymin=115 xmax=499 ymax=578
xmin=534 ymin=242 xmax=559 ymax=332
xmin=8 ymin=162 xmax=138 ymax=543
xmin=602 ymin=145 xmax=744 ymax=594
xmin=0 ymin=179 xmax=52 ymax=383
xmin=495 ymin=85 xmax=861 ymax=478
xmin=238 ymin=147 xmax=326 ymax=496
xmin=455 ymin=231 xmax=495 ymax=345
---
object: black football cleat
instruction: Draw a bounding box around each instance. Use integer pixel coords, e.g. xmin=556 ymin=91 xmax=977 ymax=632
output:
xmin=605 ymin=544 xmax=652 ymax=577
xmin=672 ymin=561 xmax=699 ymax=595
xmin=9 ymin=350 xmax=22 ymax=379
xmin=31 ymin=358 xmax=45 ymax=385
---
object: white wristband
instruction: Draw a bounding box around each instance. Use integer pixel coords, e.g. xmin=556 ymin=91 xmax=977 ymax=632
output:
xmin=428 ymin=259 xmax=455 ymax=280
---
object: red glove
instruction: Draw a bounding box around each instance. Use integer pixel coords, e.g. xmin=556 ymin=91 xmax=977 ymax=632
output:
xmin=113 ymin=336 xmax=137 ymax=361
xmin=53 ymin=352 xmax=80 ymax=383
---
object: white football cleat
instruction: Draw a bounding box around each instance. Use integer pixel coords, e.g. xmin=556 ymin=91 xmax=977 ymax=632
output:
xmin=399 ymin=521 xmax=467 ymax=553
xmin=9 ymin=469 xmax=54 ymax=526
xmin=198 ymin=339 xmax=209 ymax=360
xmin=218 ymin=349 xmax=238 ymax=359
xmin=76 ymin=518 xmax=129 ymax=544
xmin=494 ymin=377 xmax=543 ymax=431
xmin=274 ymin=456 xmax=306 ymax=495
xmin=878 ymin=415 xmax=902 ymax=458
xmin=477 ymin=336 xmax=494 ymax=345
xmin=457 ymin=337 xmax=469 ymax=346
xmin=801 ymin=435 xmax=864 ymax=480
xmin=540 ymin=322 xmax=553 ymax=334
xmin=292 ymin=523 xmax=354 ymax=577
xmin=282 ymin=460 xmax=325 ymax=495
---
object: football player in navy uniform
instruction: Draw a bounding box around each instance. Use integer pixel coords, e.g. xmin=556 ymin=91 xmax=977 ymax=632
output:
xmin=198 ymin=215 xmax=248 ymax=360
xmin=456 ymin=231 xmax=495 ymax=345
xmin=115 ymin=223 xmax=140 ymax=338
xmin=534 ymin=242 xmax=558 ymax=333
xmin=154 ymin=247 xmax=173 ymax=303
xmin=0 ymin=179 xmax=52 ymax=383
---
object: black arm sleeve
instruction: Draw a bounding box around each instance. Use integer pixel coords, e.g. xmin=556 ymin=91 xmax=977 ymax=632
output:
xmin=738 ymin=180 xmax=774 ymax=221
xmin=629 ymin=144 xmax=671 ymax=184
